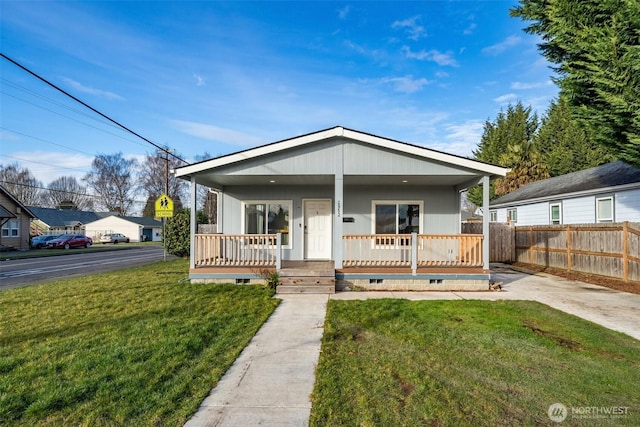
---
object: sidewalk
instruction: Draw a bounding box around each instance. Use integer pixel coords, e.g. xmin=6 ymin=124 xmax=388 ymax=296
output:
xmin=184 ymin=294 xmax=328 ymax=427
xmin=185 ymin=266 xmax=640 ymax=426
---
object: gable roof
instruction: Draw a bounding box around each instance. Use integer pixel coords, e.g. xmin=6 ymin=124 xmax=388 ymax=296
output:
xmin=120 ymin=216 xmax=162 ymax=227
xmin=0 ymin=185 xmax=36 ymax=219
xmin=28 ymin=206 xmax=113 ymax=227
xmin=176 ymin=126 xmax=507 ymax=179
xmin=491 ymin=161 xmax=640 ymax=207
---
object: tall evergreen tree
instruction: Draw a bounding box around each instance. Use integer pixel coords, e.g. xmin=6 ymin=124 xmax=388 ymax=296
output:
xmin=536 ymin=98 xmax=616 ymax=176
xmin=467 ymin=102 xmax=539 ymax=206
xmin=511 ymin=0 xmax=640 ymax=167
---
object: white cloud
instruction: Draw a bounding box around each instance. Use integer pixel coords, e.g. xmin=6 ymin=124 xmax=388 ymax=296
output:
xmin=391 ymin=16 xmax=426 ymax=40
xmin=482 ymin=35 xmax=522 ymax=56
xmin=381 ymin=75 xmax=431 ymax=93
xmin=511 ymin=80 xmax=553 ymax=90
xmin=463 ymin=22 xmax=477 ymax=35
xmin=62 ymin=78 xmax=125 ymax=101
xmin=436 ymin=120 xmax=484 ymax=157
xmin=7 ymin=151 xmax=94 ymax=185
xmin=338 ymin=5 xmax=350 ymax=20
xmin=493 ymin=93 xmax=518 ymax=104
xmin=170 ymin=120 xmax=264 ymax=147
xmin=193 ymin=73 xmax=206 ymax=86
xmin=402 ymin=46 xmax=458 ymax=67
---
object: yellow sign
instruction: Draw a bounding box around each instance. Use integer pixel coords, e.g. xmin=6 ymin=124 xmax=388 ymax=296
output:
xmin=155 ymin=194 xmax=174 ymax=218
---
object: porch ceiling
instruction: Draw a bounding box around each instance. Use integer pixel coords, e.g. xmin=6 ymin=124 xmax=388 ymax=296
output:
xmin=195 ymin=173 xmax=480 ymax=188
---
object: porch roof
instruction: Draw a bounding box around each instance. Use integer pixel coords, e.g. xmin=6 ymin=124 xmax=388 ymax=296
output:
xmin=176 ymin=126 xmax=507 ymax=188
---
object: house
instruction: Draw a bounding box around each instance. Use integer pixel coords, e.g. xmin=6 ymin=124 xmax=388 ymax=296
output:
xmin=175 ymin=126 xmax=507 ymax=291
xmin=85 ymin=215 xmax=163 ymax=242
xmin=0 ymin=185 xmax=36 ymax=251
xmin=490 ymin=161 xmax=640 ymax=226
xmin=28 ymin=207 xmax=113 ymax=235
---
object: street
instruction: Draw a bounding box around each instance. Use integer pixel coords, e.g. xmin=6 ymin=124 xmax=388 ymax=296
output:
xmin=0 ymin=246 xmax=174 ymax=290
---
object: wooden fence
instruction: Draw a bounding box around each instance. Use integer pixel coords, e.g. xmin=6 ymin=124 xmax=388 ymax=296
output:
xmin=514 ymin=222 xmax=640 ymax=283
xmin=463 ymin=221 xmax=640 ymax=282
xmin=462 ymin=223 xmax=515 ymax=262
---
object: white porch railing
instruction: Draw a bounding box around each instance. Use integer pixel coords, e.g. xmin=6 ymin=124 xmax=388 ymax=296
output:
xmin=194 ymin=233 xmax=483 ymax=270
xmin=195 ymin=234 xmax=281 ymax=268
xmin=343 ymin=233 xmax=483 ymax=268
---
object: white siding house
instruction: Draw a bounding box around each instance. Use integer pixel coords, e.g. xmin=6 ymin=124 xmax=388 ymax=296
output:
xmin=175 ymin=126 xmax=507 ymax=291
xmin=85 ymin=216 xmax=163 ymax=242
xmin=490 ymin=161 xmax=640 ymax=226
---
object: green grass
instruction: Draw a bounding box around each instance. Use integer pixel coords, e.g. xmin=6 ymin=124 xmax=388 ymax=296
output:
xmin=0 ymin=259 xmax=279 ymax=426
xmin=311 ymin=299 xmax=640 ymax=426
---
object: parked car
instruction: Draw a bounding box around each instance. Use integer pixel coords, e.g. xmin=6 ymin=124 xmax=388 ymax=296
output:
xmin=46 ymin=234 xmax=93 ymax=249
xmin=30 ymin=234 xmax=60 ymax=249
xmin=100 ymin=233 xmax=130 ymax=244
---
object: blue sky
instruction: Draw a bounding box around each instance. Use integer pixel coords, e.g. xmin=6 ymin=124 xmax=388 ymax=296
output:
xmin=1 ymin=0 xmax=558 ymax=187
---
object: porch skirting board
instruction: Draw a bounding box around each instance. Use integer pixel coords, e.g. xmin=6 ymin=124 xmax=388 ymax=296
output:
xmin=189 ymin=267 xmax=490 ymax=290
xmin=336 ymin=269 xmax=490 ymax=291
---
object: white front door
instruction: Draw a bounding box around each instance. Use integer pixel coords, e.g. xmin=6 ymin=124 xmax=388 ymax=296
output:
xmin=304 ymin=199 xmax=332 ymax=259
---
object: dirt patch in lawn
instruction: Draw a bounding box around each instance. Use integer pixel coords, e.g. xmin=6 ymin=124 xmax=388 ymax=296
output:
xmin=513 ymin=262 xmax=640 ymax=295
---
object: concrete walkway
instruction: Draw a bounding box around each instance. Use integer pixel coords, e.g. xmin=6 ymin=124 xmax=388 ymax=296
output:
xmin=185 ymin=265 xmax=640 ymax=426
xmin=185 ymin=294 xmax=328 ymax=427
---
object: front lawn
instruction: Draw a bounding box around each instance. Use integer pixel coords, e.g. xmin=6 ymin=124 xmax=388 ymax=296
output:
xmin=311 ymin=299 xmax=640 ymax=426
xmin=0 ymin=259 xmax=279 ymax=426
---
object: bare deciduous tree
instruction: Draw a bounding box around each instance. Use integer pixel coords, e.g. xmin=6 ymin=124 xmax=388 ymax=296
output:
xmin=0 ymin=162 xmax=44 ymax=205
xmin=46 ymin=175 xmax=94 ymax=210
xmin=84 ymin=153 xmax=138 ymax=215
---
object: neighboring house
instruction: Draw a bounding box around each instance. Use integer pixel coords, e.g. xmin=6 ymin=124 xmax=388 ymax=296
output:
xmin=0 ymin=185 xmax=36 ymax=251
xmin=85 ymin=215 xmax=163 ymax=242
xmin=490 ymin=161 xmax=640 ymax=226
xmin=28 ymin=207 xmax=113 ymax=235
xmin=175 ymin=126 xmax=507 ymax=291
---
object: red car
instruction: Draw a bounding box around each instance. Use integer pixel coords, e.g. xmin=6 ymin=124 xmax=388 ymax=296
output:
xmin=46 ymin=234 xmax=93 ymax=250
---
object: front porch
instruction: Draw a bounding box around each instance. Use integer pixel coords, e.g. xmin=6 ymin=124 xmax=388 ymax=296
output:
xmin=190 ymin=233 xmax=490 ymax=291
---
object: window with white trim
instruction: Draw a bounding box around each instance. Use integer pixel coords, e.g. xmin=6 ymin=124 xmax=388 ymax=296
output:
xmin=489 ymin=210 xmax=497 ymax=222
xmin=507 ymin=208 xmax=517 ymax=224
xmin=1 ymin=219 xmax=19 ymax=237
xmin=549 ymin=203 xmax=562 ymax=225
xmin=243 ymin=201 xmax=291 ymax=246
xmin=596 ymin=197 xmax=613 ymax=222
xmin=372 ymin=201 xmax=422 ymax=245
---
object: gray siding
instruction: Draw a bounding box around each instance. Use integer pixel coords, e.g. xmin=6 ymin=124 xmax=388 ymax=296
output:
xmin=210 ymin=138 xmax=479 ymax=177
xmin=616 ymin=188 xmax=640 ymax=221
xmin=343 ymin=141 xmax=477 ymax=176
xmin=221 ymin=184 xmax=459 ymax=260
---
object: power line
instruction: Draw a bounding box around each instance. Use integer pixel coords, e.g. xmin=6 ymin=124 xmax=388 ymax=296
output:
xmin=1 ymin=154 xmax=91 ymax=175
xmin=0 ymin=180 xmax=147 ymax=205
xmin=1 ymin=53 xmax=189 ymax=165
xmin=1 ymin=127 xmax=95 ymax=157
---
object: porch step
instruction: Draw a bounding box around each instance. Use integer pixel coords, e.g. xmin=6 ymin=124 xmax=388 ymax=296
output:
xmin=277 ymin=284 xmax=336 ymax=294
xmin=277 ymin=261 xmax=336 ymax=294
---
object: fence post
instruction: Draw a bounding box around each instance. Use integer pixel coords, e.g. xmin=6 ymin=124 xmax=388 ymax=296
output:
xmin=623 ymin=222 xmax=629 ymax=282
xmin=566 ymin=225 xmax=572 ymax=272
xmin=528 ymin=226 xmax=534 ymax=264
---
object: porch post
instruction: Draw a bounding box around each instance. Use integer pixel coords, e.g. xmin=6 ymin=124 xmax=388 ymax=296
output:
xmin=190 ymin=177 xmax=197 ymax=270
xmin=482 ymin=175 xmax=490 ymax=270
xmin=334 ymin=149 xmax=344 ymax=269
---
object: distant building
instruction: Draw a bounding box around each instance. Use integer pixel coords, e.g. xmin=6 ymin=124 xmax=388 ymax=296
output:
xmin=85 ymin=215 xmax=163 ymax=242
xmin=28 ymin=206 xmax=115 ymax=235
xmin=490 ymin=161 xmax=640 ymax=226
xmin=0 ymin=185 xmax=36 ymax=251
